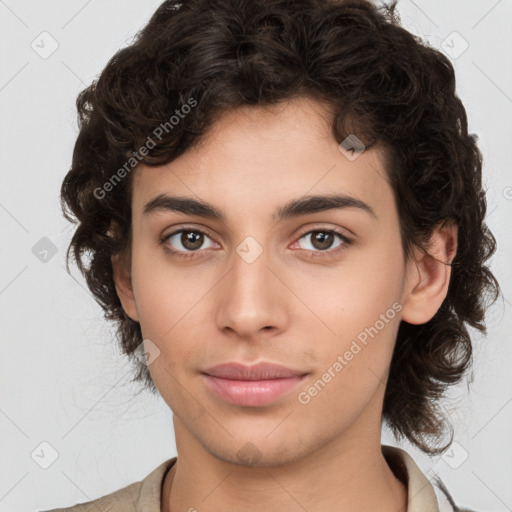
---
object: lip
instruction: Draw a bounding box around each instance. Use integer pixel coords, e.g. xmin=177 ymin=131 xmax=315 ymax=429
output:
xmin=202 ymin=362 xmax=306 ymax=380
xmin=201 ymin=362 xmax=309 ymax=407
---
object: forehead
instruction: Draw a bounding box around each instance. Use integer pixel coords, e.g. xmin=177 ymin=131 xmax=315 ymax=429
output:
xmin=131 ymin=97 xmax=393 ymax=221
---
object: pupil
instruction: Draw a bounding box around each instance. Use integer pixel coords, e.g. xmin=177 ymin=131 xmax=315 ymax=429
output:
xmin=313 ymin=231 xmax=333 ymax=250
xmin=182 ymin=231 xmax=203 ymax=250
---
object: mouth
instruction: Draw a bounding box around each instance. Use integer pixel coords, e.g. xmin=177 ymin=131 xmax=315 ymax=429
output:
xmin=201 ymin=361 xmax=309 ymax=407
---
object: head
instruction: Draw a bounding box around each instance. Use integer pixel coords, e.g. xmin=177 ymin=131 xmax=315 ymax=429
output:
xmin=61 ymin=0 xmax=500 ymax=459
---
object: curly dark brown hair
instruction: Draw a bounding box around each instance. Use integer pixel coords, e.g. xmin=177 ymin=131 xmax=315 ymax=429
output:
xmin=61 ymin=0 xmax=501 ymax=455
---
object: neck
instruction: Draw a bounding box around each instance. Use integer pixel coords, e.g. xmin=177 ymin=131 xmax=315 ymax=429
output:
xmin=161 ymin=423 xmax=408 ymax=512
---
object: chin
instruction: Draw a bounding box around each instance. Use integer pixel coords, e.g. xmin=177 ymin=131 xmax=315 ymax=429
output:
xmin=204 ymin=433 xmax=314 ymax=469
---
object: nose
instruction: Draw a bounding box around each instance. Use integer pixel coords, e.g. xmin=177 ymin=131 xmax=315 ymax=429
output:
xmin=215 ymin=239 xmax=289 ymax=341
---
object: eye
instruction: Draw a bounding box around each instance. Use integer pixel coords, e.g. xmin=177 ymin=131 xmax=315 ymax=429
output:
xmin=161 ymin=228 xmax=217 ymax=258
xmin=160 ymin=226 xmax=353 ymax=260
xmin=292 ymin=228 xmax=352 ymax=257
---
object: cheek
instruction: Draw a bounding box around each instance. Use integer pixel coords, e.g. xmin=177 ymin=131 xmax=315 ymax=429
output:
xmin=130 ymin=241 xmax=210 ymax=338
xmin=292 ymin=245 xmax=404 ymax=389
xmin=294 ymin=246 xmax=404 ymax=337
xmin=129 ymin=248 xmax=216 ymax=402
xmin=293 ymin=275 xmax=402 ymax=425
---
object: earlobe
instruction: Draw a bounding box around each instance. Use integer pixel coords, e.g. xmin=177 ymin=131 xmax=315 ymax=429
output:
xmin=400 ymin=220 xmax=458 ymax=325
xmin=111 ymin=251 xmax=139 ymax=322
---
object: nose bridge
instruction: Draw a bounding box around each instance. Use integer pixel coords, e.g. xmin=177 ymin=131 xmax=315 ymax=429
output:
xmin=233 ymin=235 xmax=269 ymax=289
xmin=216 ymin=233 xmax=286 ymax=336
xmin=230 ymin=234 xmax=273 ymax=307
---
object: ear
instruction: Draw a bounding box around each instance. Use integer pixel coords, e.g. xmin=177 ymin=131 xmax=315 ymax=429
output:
xmin=111 ymin=249 xmax=139 ymax=322
xmin=400 ymin=219 xmax=458 ymax=325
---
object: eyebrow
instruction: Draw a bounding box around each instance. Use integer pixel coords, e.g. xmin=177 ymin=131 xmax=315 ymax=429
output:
xmin=142 ymin=193 xmax=377 ymax=222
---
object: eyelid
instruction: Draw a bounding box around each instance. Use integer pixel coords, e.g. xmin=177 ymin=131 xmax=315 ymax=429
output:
xmin=293 ymin=223 xmax=353 ymax=240
xmin=162 ymin=223 xmax=216 ymax=239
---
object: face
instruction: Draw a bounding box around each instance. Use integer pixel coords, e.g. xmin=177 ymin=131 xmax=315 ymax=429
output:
xmin=114 ymin=96 xmax=423 ymax=466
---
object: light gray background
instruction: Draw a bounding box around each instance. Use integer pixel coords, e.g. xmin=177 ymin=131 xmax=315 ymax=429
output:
xmin=1 ymin=1 xmax=511 ymax=511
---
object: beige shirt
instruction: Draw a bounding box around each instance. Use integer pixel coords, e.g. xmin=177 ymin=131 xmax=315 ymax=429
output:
xmin=40 ymin=445 xmax=465 ymax=512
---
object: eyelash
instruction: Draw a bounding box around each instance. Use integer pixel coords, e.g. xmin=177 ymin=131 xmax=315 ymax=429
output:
xmin=160 ymin=226 xmax=353 ymax=260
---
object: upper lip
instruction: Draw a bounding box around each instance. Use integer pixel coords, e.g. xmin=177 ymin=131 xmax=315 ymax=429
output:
xmin=202 ymin=362 xmax=308 ymax=380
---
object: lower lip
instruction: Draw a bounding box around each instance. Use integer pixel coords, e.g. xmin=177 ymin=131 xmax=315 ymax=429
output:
xmin=202 ymin=374 xmax=307 ymax=407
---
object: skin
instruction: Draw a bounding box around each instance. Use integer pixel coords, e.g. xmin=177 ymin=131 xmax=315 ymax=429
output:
xmin=112 ymin=96 xmax=457 ymax=512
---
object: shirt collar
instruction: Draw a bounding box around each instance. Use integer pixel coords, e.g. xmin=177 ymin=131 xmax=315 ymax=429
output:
xmin=137 ymin=446 xmax=447 ymax=512
xmin=382 ymin=444 xmax=444 ymax=512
